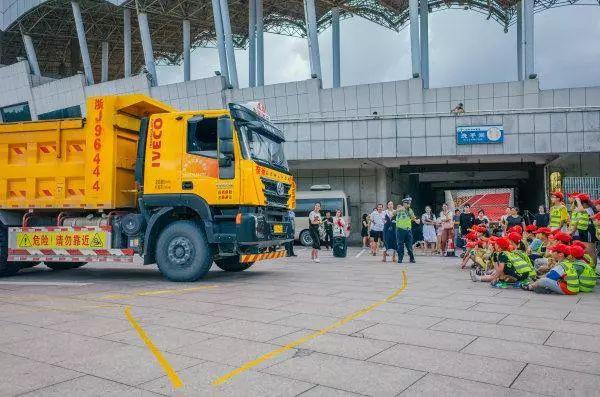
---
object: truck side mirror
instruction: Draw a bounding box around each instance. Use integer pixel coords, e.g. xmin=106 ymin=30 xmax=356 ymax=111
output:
xmin=217 ymin=117 xmax=233 ymax=140
xmin=219 ymin=140 xmax=234 ymax=156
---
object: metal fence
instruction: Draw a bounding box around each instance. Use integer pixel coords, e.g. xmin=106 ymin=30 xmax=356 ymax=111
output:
xmin=563 ymin=177 xmax=600 ymax=203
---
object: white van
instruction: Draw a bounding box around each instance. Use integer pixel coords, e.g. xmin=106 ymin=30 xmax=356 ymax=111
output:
xmin=294 ymin=186 xmax=351 ymax=246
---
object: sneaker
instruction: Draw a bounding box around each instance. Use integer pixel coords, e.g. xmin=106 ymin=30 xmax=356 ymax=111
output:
xmin=470 ymin=269 xmax=479 ymax=282
xmin=409 ymin=259 xmax=416 ymax=263
xmin=314 ymin=258 xmax=320 ymax=263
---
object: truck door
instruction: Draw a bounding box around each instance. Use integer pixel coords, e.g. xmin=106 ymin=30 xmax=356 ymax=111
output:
xmin=182 ymin=116 xmax=239 ymax=205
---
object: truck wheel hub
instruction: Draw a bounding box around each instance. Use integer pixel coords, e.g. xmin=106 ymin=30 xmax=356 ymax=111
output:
xmin=167 ymin=237 xmax=194 ymax=265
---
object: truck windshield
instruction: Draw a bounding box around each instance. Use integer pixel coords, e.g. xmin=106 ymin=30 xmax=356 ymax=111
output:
xmin=236 ymin=124 xmax=289 ymax=172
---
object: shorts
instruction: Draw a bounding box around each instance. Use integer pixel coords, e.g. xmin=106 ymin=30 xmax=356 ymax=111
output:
xmin=370 ymin=230 xmax=383 ymax=242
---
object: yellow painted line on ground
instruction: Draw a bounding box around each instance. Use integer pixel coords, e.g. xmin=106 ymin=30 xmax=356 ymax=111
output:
xmin=102 ymin=285 xmax=217 ymax=300
xmin=124 ymin=306 xmax=183 ymax=389
xmin=212 ymin=270 xmax=408 ymax=386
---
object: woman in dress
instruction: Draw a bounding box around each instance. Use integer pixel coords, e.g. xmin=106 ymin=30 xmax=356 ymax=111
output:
xmin=361 ymin=213 xmax=369 ymax=248
xmin=382 ymin=201 xmax=397 ymax=262
xmin=421 ymin=206 xmax=437 ymax=255
xmin=309 ymin=202 xmax=322 ymax=262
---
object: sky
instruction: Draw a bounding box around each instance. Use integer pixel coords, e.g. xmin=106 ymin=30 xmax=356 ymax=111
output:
xmin=157 ymin=6 xmax=600 ymax=90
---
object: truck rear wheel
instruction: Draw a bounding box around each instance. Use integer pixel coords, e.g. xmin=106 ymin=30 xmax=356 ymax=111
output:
xmin=0 ymin=224 xmax=20 ymax=277
xmin=155 ymin=220 xmax=213 ymax=282
xmin=46 ymin=262 xmax=85 ymax=270
xmin=215 ymin=256 xmax=254 ymax=272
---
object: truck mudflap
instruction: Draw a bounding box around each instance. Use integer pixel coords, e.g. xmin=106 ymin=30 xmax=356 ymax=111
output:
xmin=6 ymin=226 xmax=134 ymax=263
xmin=240 ymin=249 xmax=287 ymax=263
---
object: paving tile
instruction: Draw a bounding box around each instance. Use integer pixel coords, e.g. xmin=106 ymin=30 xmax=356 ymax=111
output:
xmin=359 ymin=323 xmax=476 ymax=351
xmin=140 ymin=310 xmax=228 ymax=330
xmin=2 ymin=309 xmax=89 ymax=327
xmin=0 ymin=322 xmax=65 ymax=345
xmin=447 ymin=293 xmax=529 ymax=306
xmin=0 ymin=351 xmax=80 ymax=395
xmin=0 ymin=331 xmax=125 ymax=364
xmin=400 ymin=373 xmax=539 ymax=397
xmin=215 ymin=306 xmax=295 ymax=322
xmin=470 ymin=303 xmax=570 ymax=320
xmin=431 ymin=318 xmax=551 ymax=344
xmin=268 ymin=301 xmax=360 ymax=317
xmin=394 ymin=296 xmax=477 ymax=309
xmin=57 ymin=344 xmax=200 ymax=386
xmin=357 ymin=312 xmax=444 ymax=328
xmin=408 ymin=305 xmax=507 ymax=323
xmin=196 ymin=318 xmax=300 ymax=342
xmin=500 ymin=315 xmax=600 ymax=337
xmin=270 ymin=330 xmax=395 ymax=360
xmin=141 ymin=361 xmax=314 ymax=396
xmin=21 ymin=375 xmax=155 ymax=396
xmin=270 ymin=313 xmax=377 ymax=335
xmin=512 ymin=364 xmax=600 ymax=397
xmin=219 ymin=297 xmax=290 ymax=309
xmin=565 ymin=311 xmax=600 ymax=324
xmin=102 ymin=324 xmax=215 ymax=350
xmin=45 ymin=316 xmax=133 ymax=337
xmin=545 ymin=331 xmax=600 ymax=354
xmin=370 ymin=343 xmax=525 ymax=386
xmin=463 ymin=337 xmax=600 ymax=375
xmin=171 ymin=336 xmax=295 ymax=368
xmin=284 ymin=293 xmax=352 ymax=305
xmin=299 ymin=385 xmax=361 ymax=396
xmin=264 ymin=352 xmax=424 ymax=396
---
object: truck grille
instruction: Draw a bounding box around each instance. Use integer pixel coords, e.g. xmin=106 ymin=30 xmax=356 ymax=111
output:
xmin=261 ymin=178 xmax=291 ymax=209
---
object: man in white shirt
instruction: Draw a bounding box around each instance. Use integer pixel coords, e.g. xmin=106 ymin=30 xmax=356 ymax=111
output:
xmin=369 ymin=204 xmax=384 ymax=256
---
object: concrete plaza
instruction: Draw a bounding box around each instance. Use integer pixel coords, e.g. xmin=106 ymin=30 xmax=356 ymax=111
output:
xmin=0 ymin=247 xmax=599 ymax=396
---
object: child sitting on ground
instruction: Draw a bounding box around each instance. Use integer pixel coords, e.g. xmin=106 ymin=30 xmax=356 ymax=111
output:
xmin=570 ymin=244 xmax=597 ymax=293
xmin=470 ymin=237 xmax=536 ymax=285
xmin=523 ymin=244 xmax=579 ymax=294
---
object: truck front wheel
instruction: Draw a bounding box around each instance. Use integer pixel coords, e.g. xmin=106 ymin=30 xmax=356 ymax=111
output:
xmin=214 ymin=256 xmax=253 ymax=272
xmin=46 ymin=262 xmax=85 ymax=270
xmin=155 ymin=220 xmax=213 ymax=282
xmin=0 ymin=224 xmax=19 ymax=277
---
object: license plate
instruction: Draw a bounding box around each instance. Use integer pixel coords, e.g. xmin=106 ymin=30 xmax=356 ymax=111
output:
xmin=273 ymin=224 xmax=284 ymax=234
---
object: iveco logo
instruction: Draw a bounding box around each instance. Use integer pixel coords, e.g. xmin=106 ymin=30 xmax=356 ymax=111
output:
xmin=276 ymin=182 xmax=285 ymax=196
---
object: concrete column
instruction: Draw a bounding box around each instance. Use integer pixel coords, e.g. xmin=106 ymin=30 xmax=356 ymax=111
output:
xmin=303 ymin=0 xmax=322 ymax=79
xmin=419 ymin=0 xmax=429 ymax=88
xmin=376 ymin=168 xmax=387 ymax=205
xmin=101 ymin=41 xmax=109 ymax=82
xmin=523 ymin=0 xmax=535 ymax=78
xmin=71 ymin=1 xmax=94 ymax=85
xmin=409 ymin=0 xmax=420 ymax=78
xmin=123 ymin=8 xmax=132 ymax=77
xmin=516 ymin=2 xmax=523 ymax=81
xmin=219 ymin=0 xmax=239 ymax=88
xmin=211 ymin=0 xmax=229 ymax=85
xmin=183 ymin=19 xmax=191 ymax=81
xmin=137 ymin=12 xmax=158 ymax=86
xmin=256 ymin=0 xmax=264 ymax=85
xmin=248 ymin=0 xmax=256 ymax=87
xmin=21 ymin=34 xmax=41 ymax=76
xmin=331 ymin=7 xmax=340 ymax=88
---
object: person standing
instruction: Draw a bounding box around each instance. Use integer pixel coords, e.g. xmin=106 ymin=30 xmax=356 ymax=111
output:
xmin=549 ymin=191 xmax=569 ymax=231
xmin=382 ymin=201 xmax=397 ymax=262
xmin=323 ymin=211 xmax=334 ymax=250
xmin=459 ymin=204 xmax=476 ymax=247
xmin=361 ymin=213 xmax=370 ymax=248
xmin=421 ymin=206 xmax=437 ymax=255
xmin=439 ymin=203 xmax=454 ymax=254
xmin=534 ymin=205 xmax=550 ymax=227
xmin=453 ymin=208 xmax=461 ymax=249
xmin=396 ymin=197 xmax=419 ymax=263
xmin=506 ymin=207 xmax=525 ymax=231
xmin=369 ymin=204 xmax=385 ymax=256
xmin=286 ymin=209 xmax=297 ymax=257
xmin=309 ymin=202 xmax=322 ymax=262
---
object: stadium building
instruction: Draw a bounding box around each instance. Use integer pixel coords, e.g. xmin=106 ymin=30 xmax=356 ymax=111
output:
xmin=1 ymin=0 xmax=599 ymax=233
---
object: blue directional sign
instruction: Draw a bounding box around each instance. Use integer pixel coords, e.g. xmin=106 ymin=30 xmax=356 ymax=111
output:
xmin=456 ymin=125 xmax=504 ymax=145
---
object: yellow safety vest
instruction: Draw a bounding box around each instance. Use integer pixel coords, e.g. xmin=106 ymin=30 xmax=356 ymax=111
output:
xmin=560 ymin=260 xmax=580 ymax=294
xmin=549 ymin=204 xmax=566 ymax=229
xmin=575 ymin=211 xmax=590 ymax=231
xmin=572 ymin=259 xmax=597 ymax=293
xmin=505 ymin=252 xmax=536 ymax=278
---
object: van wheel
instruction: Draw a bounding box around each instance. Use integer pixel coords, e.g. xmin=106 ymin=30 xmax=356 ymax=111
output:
xmin=46 ymin=262 xmax=85 ymax=270
xmin=215 ymin=256 xmax=253 ymax=272
xmin=299 ymin=229 xmax=313 ymax=247
xmin=0 ymin=224 xmax=20 ymax=277
xmin=156 ymin=220 xmax=213 ymax=282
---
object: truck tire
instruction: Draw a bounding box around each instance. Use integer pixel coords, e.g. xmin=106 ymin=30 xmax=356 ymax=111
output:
xmin=214 ymin=256 xmax=254 ymax=272
xmin=299 ymin=229 xmax=313 ymax=247
xmin=46 ymin=262 xmax=85 ymax=270
xmin=0 ymin=224 xmax=20 ymax=277
xmin=155 ymin=220 xmax=213 ymax=282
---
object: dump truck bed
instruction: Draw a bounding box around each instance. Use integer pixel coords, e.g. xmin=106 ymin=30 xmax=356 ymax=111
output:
xmin=0 ymin=95 xmax=174 ymax=210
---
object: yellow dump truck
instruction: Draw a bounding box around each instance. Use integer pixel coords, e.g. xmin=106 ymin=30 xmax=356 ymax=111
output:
xmin=0 ymin=94 xmax=295 ymax=281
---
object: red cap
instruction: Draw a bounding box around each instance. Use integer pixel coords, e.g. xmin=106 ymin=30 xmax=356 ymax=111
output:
xmin=552 ymin=191 xmax=564 ymax=201
xmin=489 ymin=236 xmax=499 ymax=243
xmin=476 ymin=225 xmax=487 ymax=233
xmin=495 ymin=238 xmax=511 ymax=250
xmin=569 ymin=245 xmax=585 ymax=259
xmin=550 ymin=232 xmax=572 ymax=243
xmin=466 ymin=241 xmax=477 ymax=249
xmin=507 ymin=232 xmax=522 ymax=243
xmin=508 ymin=225 xmax=523 ymax=234
xmin=536 ymin=227 xmax=552 ymax=235
xmin=594 ymin=213 xmax=600 ymax=221
xmin=525 ymin=225 xmax=537 ymax=232
xmin=568 ymin=192 xmax=581 ymax=199
xmin=549 ymin=243 xmax=570 ymax=255
xmin=594 ymin=199 xmax=600 ymax=206
xmin=466 ymin=232 xmax=478 ymax=241
xmin=571 ymin=240 xmax=586 ymax=249
xmin=578 ymin=194 xmax=591 ymax=203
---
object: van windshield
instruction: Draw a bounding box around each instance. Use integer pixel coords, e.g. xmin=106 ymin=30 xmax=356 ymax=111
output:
xmin=295 ymin=198 xmax=345 ymax=217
